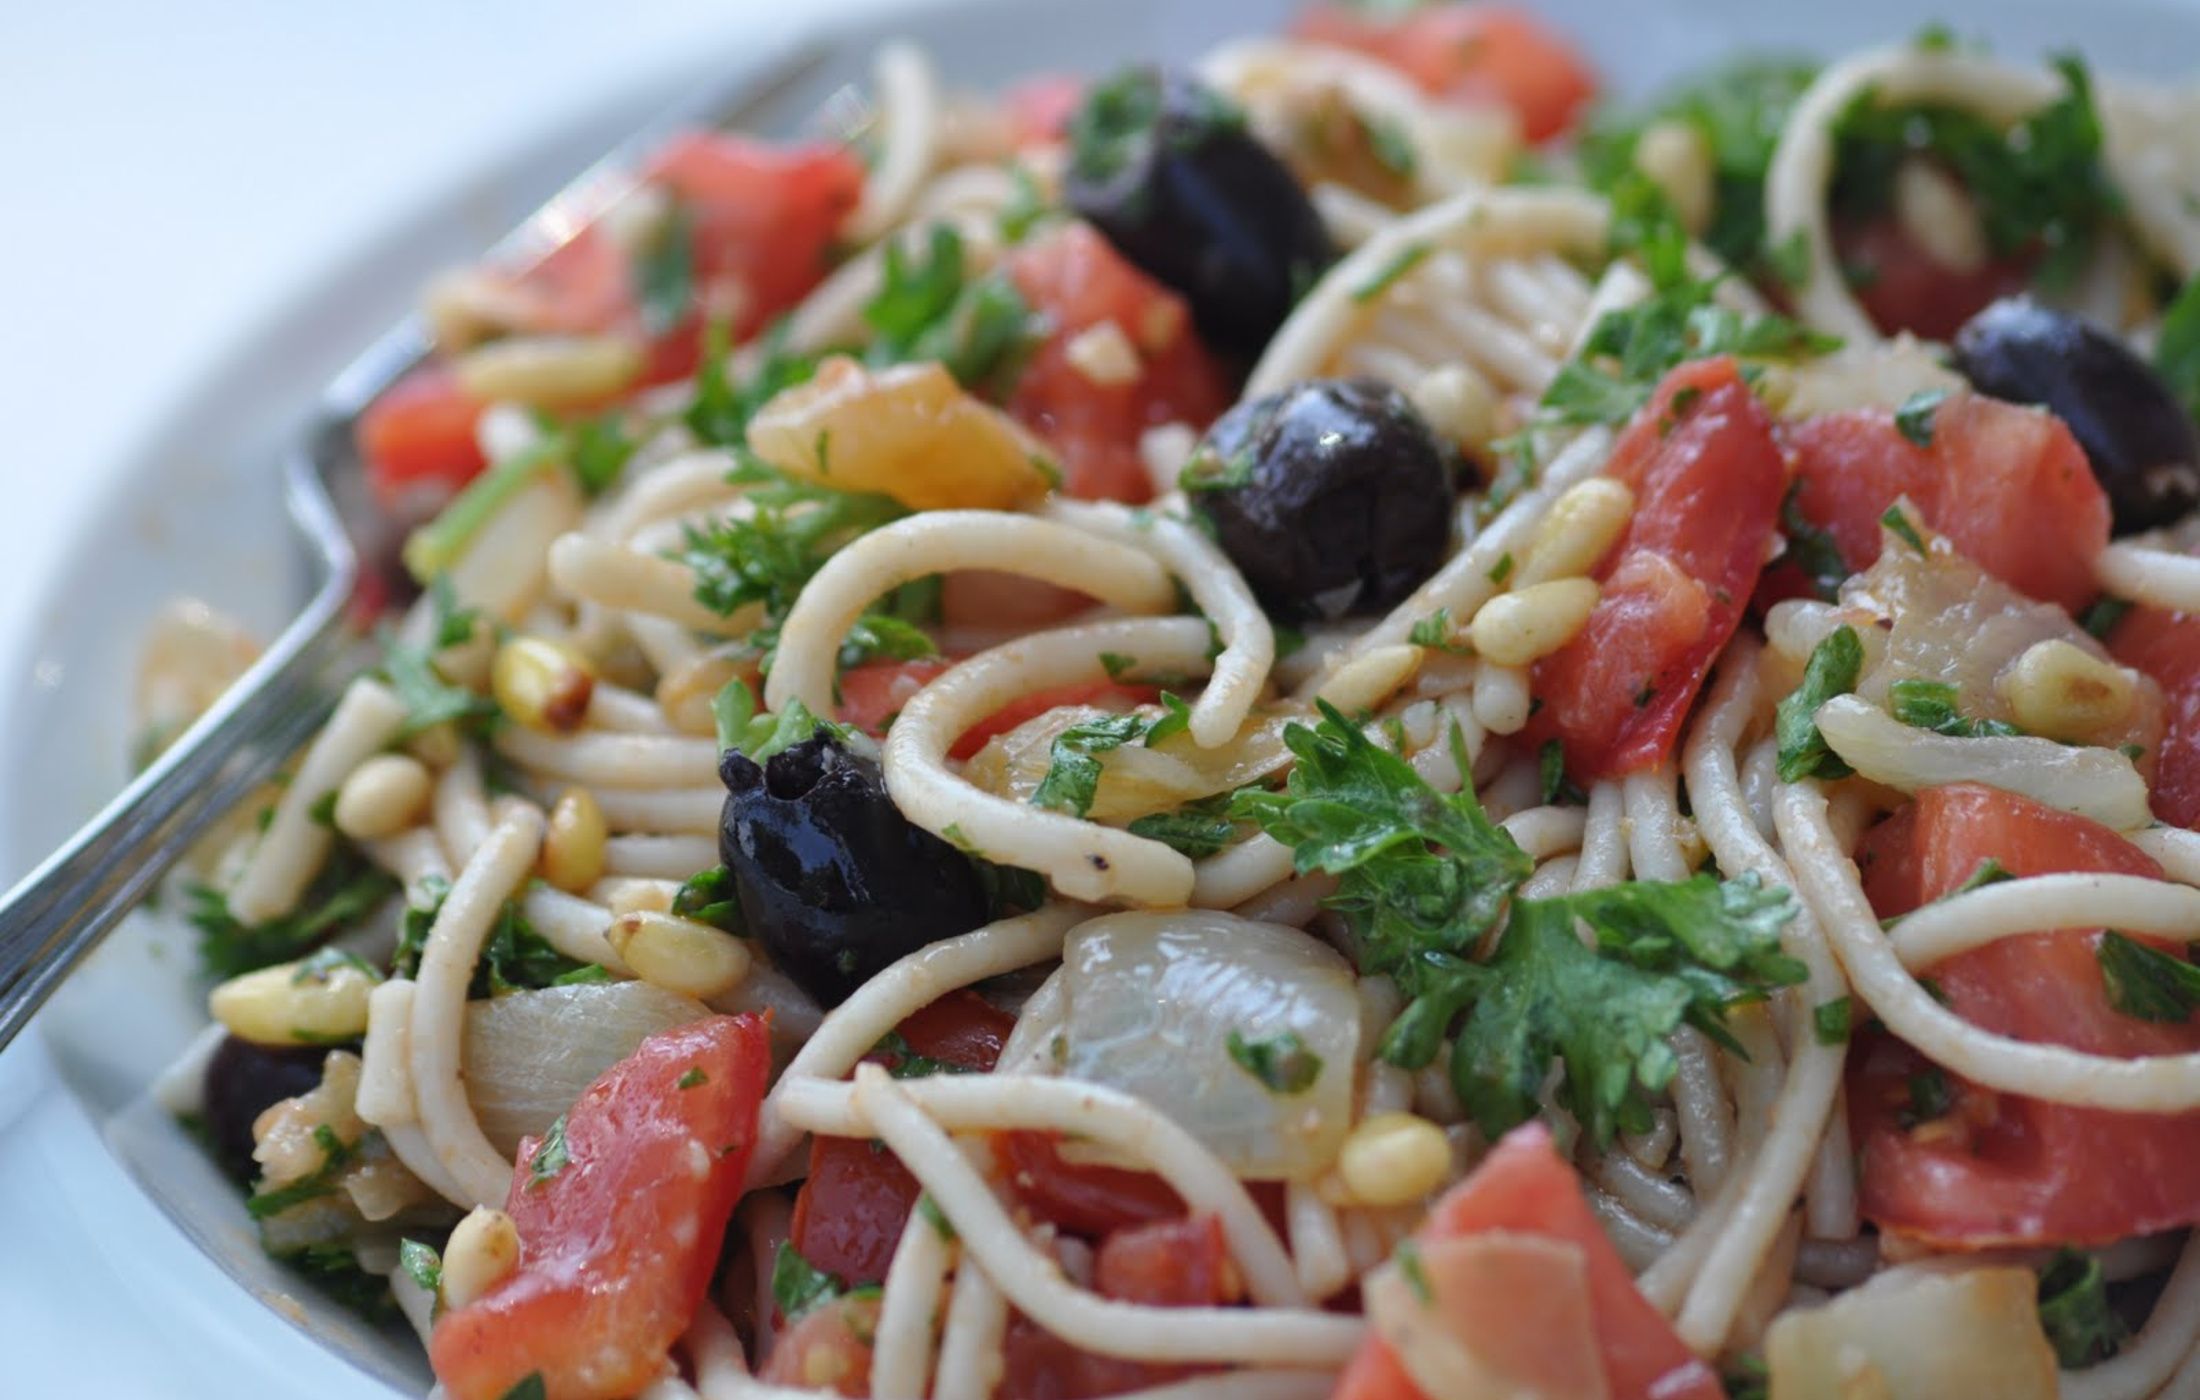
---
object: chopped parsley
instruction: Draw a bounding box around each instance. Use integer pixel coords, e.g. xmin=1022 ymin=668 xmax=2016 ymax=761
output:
xmin=2097 ymin=930 xmax=2200 ymax=1023
xmin=633 ymin=202 xmax=695 ymax=338
xmin=837 ymin=612 xmax=939 ymax=670
xmin=1351 ymin=241 xmax=1432 ymax=303
xmin=1234 ymin=704 xmax=1804 ymax=1146
xmin=498 ymin=1378 xmax=548 ymax=1400
xmin=1893 ymin=388 xmax=1949 ymax=447
xmin=1831 ymin=55 xmax=2119 ymax=289
xmin=1126 ymin=791 xmax=1241 ymax=859
xmin=375 ymin=578 xmax=498 ymax=739
xmin=1407 ymin=607 xmax=1470 ymax=653
xmin=398 ymin=1238 xmax=443 ymax=1298
xmin=2037 ymin=1249 xmax=2130 ymax=1367
xmin=2155 ymin=271 xmax=2200 ymax=425
xmin=1774 ymin=625 xmax=1863 ymax=782
xmin=187 ymin=847 xmax=397 ymax=979
xmin=2080 ymin=596 xmax=2133 ymax=641
xmin=862 ymin=222 xmax=1045 ymax=395
xmin=870 ymin=1030 xmax=975 ymax=1079
xmin=245 ymin=1124 xmax=355 ymax=1220
xmin=1030 ymin=701 xmax=1186 ymax=817
xmin=1812 ymin=996 xmax=1854 ymax=1045
xmin=1888 ymin=679 xmax=2021 ymax=738
xmin=676 ymin=1067 xmax=710 ymax=1090
xmin=1778 ymin=483 xmax=1850 ymax=602
xmin=679 ymin=460 xmax=905 ymax=629
xmin=772 ymin=1241 xmax=860 ymax=1322
xmin=712 ymin=681 xmax=849 ymax=763
xmin=1539 ymin=739 xmax=1585 ymax=806
xmin=685 ymin=317 xmax=818 ymax=449
xmin=1225 ymin=1028 xmax=1325 ymax=1094
xmin=1880 ymin=502 xmax=1928 ymax=555
xmin=526 ymin=1115 xmax=571 ymax=1188
xmin=1099 ymin=651 xmax=1138 ymax=681
xmin=671 ymin=865 xmax=741 ymax=931
xmin=1395 ymin=1239 xmax=1433 ymax=1304
xmin=1904 ymin=1068 xmax=1954 ymax=1125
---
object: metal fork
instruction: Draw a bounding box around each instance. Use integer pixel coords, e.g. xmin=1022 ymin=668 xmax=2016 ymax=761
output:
xmin=0 ymin=42 xmax=830 ymax=1053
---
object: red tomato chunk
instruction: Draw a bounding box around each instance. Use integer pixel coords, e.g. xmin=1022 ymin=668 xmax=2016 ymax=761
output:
xmin=1851 ymin=783 xmax=2200 ymax=1247
xmin=1528 ymin=357 xmax=1785 ymax=782
xmin=430 ymin=1015 xmax=771 ymax=1400
xmin=1292 ymin=4 xmax=1597 ymax=142
xmin=2110 ymin=604 xmax=2200 ymax=829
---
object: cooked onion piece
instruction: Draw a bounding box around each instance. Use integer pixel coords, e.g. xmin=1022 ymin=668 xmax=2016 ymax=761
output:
xmin=461 ymin=980 xmax=710 ymax=1156
xmin=1765 ymin=1263 xmax=2059 ymax=1400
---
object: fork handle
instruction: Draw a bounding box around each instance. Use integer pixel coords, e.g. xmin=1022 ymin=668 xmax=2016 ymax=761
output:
xmin=0 ymin=591 xmax=357 ymax=1052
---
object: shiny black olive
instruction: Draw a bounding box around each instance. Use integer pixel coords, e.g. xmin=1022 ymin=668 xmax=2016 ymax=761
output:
xmin=1951 ymin=297 xmax=2200 ymax=534
xmin=718 ymin=735 xmax=989 ymax=1008
xmin=1184 ymin=378 xmax=1453 ymax=623
xmin=201 ymin=1035 xmax=327 ymax=1183
xmin=1064 ymin=67 xmax=1334 ymax=356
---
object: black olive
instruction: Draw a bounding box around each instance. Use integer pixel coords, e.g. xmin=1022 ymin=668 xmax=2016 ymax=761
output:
xmin=1064 ymin=67 xmax=1334 ymax=356
xmin=718 ymin=735 xmax=990 ymax=1008
xmin=200 ymin=1035 xmax=327 ymax=1184
xmin=1184 ymin=378 xmax=1453 ymax=623
xmin=1951 ymin=297 xmax=2200 ymax=534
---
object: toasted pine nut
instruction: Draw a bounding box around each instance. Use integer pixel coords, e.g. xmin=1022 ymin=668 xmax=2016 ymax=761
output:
xmin=441 ymin=1207 xmax=521 ymax=1310
xmin=333 ymin=754 xmax=433 ymax=841
xmin=1409 ymin=363 xmax=1500 ymax=457
xmin=209 ymin=949 xmax=381 ymax=1047
xmin=1518 ymin=478 xmax=1634 ymax=587
xmin=607 ymin=911 xmax=751 ymax=999
xmin=454 ymin=334 xmax=643 ymax=408
xmin=1635 ymin=119 xmax=1715 ymax=235
xmin=1470 ymin=578 xmax=1600 ymax=667
xmin=492 ymin=636 xmax=597 ymax=733
xmin=541 ymin=788 xmax=609 ymax=893
xmin=1894 ymin=158 xmax=1988 ymax=276
xmin=1996 ymin=639 xmax=2139 ymax=744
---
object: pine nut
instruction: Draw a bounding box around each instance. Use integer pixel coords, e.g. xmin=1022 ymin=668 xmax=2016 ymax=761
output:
xmin=333 ymin=754 xmax=433 ymax=841
xmin=1996 ymin=639 xmax=2139 ymax=744
xmin=1893 ymin=158 xmax=1988 ymax=276
xmin=405 ymin=721 xmax=464 ymax=769
xmin=1470 ymin=578 xmax=1600 ymax=666
xmin=441 ymin=1207 xmax=521 ymax=1310
xmin=541 ymin=788 xmax=609 ymax=893
xmin=208 ymin=949 xmax=381 ymax=1047
xmin=1518 ymin=478 xmax=1634 ymax=587
xmin=1409 ymin=363 xmax=1501 ymax=457
xmin=492 ymin=636 xmax=597 ymax=733
xmin=607 ymin=911 xmax=751 ymax=999
xmin=1338 ymin=1111 xmax=1452 ymax=1206
xmin=1635 ymin=119 xmax=1715 ymax=235
xmin=453 ymin=334 xmax=643 ymax=408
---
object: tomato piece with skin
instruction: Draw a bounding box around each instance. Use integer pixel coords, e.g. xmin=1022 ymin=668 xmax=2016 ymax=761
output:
xmin=357 ymin=366 xmax=490 ymax=506
xmin=1527 ymin=357 xmax=1786 ymax=782
xmin=1835 ymin=214 xmax=2035 ymax=343
xmin=645 ymin=133 xmax=865 ymax=342
xmin=429 ymin=1015 xmax=770 ymax=1400
xmin=1003 ymin=74 xmax=1083 ymax=148
xmin=1334 ymin=1122 xmax=1722 ymax=1400
xmin=833 ymin=661 xmax=1159 ymax=762
xmin=993 ymin=1128 xmax=1189 ymax=1238
xmin=1004 ymin=222 xmax=1234 ymax=503
xmin=2109 ymin=604 xmax=2200 ymax=829
xmin=1292 ymin=5 xmax=1597 ymax=142
xmin=1850 ymin=783 xmax=2200 ymax=1247
xmin=788 ymin=991 xmax=1012 ymax=1287
xmin=1779 ymin=391 xmax=2109 ymax=614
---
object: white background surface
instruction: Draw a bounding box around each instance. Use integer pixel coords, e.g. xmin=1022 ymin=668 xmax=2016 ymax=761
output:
xmin=0 ymin=2 xmax=875 ymax=1391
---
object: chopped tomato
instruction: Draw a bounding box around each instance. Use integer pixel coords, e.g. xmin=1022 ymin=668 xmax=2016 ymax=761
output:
xmin=1850 ymin=783 xmax=2200 ymax=1246
xmin=788 ymin=992 xmax=1011 ymax=1286
xmin=429 ymin=1015 xmax=770 ymax=1400
xmin=2109 ymin=605 xmax=2200 ymax=828
xmin=357 ymin=366 xmax=489 ymax=506
xmin=995 ymin=1215 xmax=1240 ymax=1399
xmin=645 ymin=133 xmax=865 ymax=342
xmin=834 ymin=661 xmax=1159 ymax=761
xmin=760 ymin=1293 xmax=880 ymax=1396
xmin=1334 ymin=1122 xmax=1722 ymax=1400
xmin=1527 ymin=357 xmax=1785 ymax=782
xmin=1780 ymin=391 xmax=2109 ymax=613
xmin=1834 ymin=214 xmax=2035 ymax=343
xmin=1095 ymin=1213 xmax=1242 ymax=1308
xmin=1292 ymin=5 xmax=1597 ymax=142
xmin=994 ymin=1129 xmax=1189 ymax=1238
xmin=1005 ymin=222 xmax=1233 ymax=503
xmin=499 ymin=224 xmax=636 ymax=338
xmin=1004 ymin=74 xmax=1083 ymax=147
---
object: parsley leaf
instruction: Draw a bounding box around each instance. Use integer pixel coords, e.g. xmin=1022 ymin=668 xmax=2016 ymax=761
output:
xmin=633 ymin=202 xmax=694 ymax=338
xmin=1352 ymin=241 xmax=1433 ymax=303
xmin=712 ymin=680 xmax=847 ymax=763
xmin=187 ymin=848 xmax=397 ymax=979
xmin=864 ymin=223 xmax=1044 ymax=395
xmin=671 ymin=865 xmax=742 ymax=931
xmin=1143 ymin=692 xmax=1193 ymax=747
xmin=685 ymin=318 xmax=817 ymax=448
xmin=1894 ymin=388 xmax=1949 ymax=447
xmin=1777 ymin=483 xmax=1849 ymax=601
xmin=1226 ymin=1028 xmax=1325 ymax=1094
xmin=526 ymin=1116 xmax=571 ymax=1188
xmin=870 ymin=1029 xmax=976 ymax=1079
xmin=838 ymin=612 xmax=939 ymax=670
xmin=1812 ymin=997 xmax=1854 ymax=1045
xmin=499 ymin=1377 xmax=548 ymax=1400
xmin=2080 ymin=596 xmax=2133 ymax=641
xmin=1032 ymin=712 xmax=1152 ymax=817
xmin=772 ymin=1241 xmax=855 ymax=1322
xmin=1233 ymin=702 xmax=1533 ymax=981
xmin=2156 ymin=272 xmax=2200 ymax=426
xmin=1888 ymin=678 xmax=2021 ymax=738
xmin=680 ymin=461 xmax=905 ymax=626
xmin=246 ymin=1124 xmax=356 ymax=1219
xmin=2098 ymin=930 xmax=2200 ymax=1023
xmin=399 ymin=1238 xmax=443 ymax=1298
xmin=1126 ymin=791 xmax=1241 ymax=859
xmin=1539 ymin=739 xmax=1585 ymax=806
xmin=1774 ymin=625 xmax=1863 ymax=781
xmin=1408 ymin=607 xmax=1470 ymax=654
xmin=2038 ymin=1249 xmax=2130 ymax=1367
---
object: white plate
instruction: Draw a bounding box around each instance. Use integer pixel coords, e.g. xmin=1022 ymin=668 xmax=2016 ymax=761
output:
xmin=4 ymin=0 xmax=2195 ymax=1393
